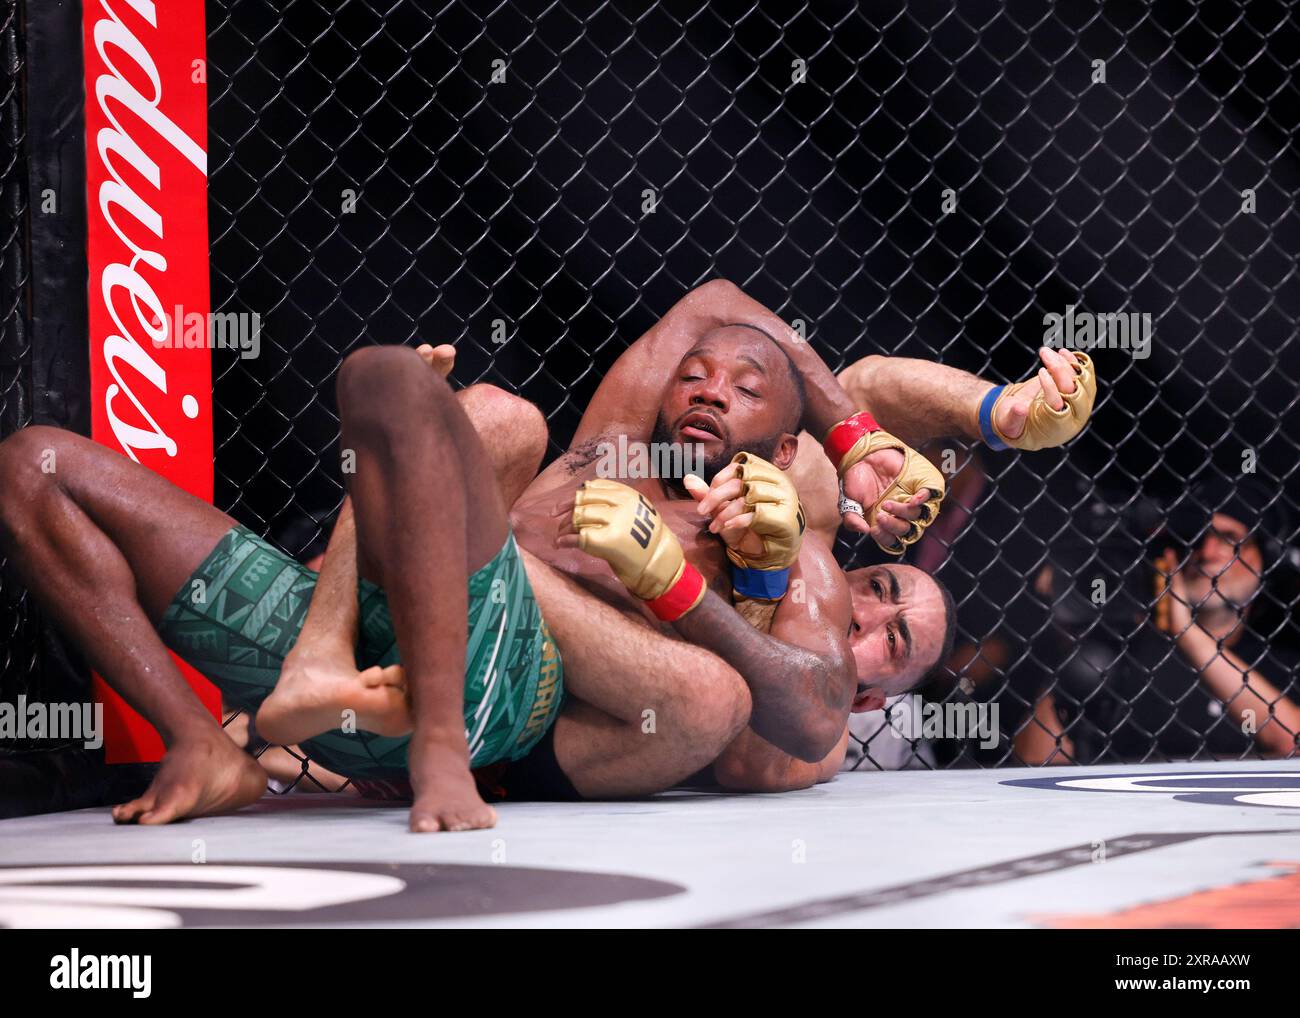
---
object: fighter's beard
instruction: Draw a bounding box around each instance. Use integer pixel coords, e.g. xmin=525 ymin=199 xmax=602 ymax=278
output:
xmin=651 ymin=412 xmax=784 ymax=495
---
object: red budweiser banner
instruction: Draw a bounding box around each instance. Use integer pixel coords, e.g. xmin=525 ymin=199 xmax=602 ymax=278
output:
xmin=83 ymin=0 xmax=217 ymax=762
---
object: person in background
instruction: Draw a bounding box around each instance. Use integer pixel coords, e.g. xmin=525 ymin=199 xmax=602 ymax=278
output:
xmin=1016 ymin=486 xmax=1300 ymax=763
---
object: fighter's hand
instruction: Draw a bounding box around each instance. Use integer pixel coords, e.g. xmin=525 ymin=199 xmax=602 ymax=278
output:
xmin=843 ymin=458 xmax=940 ymax=554
xmin=415 ymin=343 xmax=456 ymax=379
xmin=826 ymin=417 xmax=945 ymax=554
xmin=556 ymin=480 xmax=705 ymax=619
xmin=687 ymin=453 xmax=806 ymax=572
xmin=684 ymin=470 xmax=762 ymax=557
xmin=989 ymin=348 xmax=1096 ymax=451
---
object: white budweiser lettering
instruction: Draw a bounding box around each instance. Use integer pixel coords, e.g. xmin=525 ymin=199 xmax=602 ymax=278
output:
xmin=89 ymin=0 xmax=207 ymax=460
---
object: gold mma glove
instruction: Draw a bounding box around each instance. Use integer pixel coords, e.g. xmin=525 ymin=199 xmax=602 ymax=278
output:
xmin=980 ymin=351 xmax=1097 ymax=452
xmin=724 ymin=452 xmax=806 ymax=602
xmin=823 ymin=411 xmax=945 ymax=555
xmin=572 ymin=479 xmax=706 ymax=621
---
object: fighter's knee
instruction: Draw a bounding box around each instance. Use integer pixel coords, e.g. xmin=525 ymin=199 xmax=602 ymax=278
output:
xmin=337 ymin=345 xmax=449 ymax=413
xmin=0 ymin=426 xmax=64 ymax=533
xmin=0 ymin=425 xmax=62 ymax=487
xmin=339 ymin=344 xmax=420 ymax=387
xmin=460 ymin=384 xmax=548 ymax=470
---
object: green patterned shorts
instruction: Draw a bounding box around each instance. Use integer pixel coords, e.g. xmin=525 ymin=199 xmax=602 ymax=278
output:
xmin=158 ymin=525 xmax=564 ymax=778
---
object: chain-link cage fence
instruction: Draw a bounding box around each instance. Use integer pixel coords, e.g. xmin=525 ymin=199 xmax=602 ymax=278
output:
xmin=0 ymin=0 xmax=47 ymax=750
xmin=1 ymin=1 xmax=95 ymax=771
xmin=5 ymin=1 xmax=1300 ymax=788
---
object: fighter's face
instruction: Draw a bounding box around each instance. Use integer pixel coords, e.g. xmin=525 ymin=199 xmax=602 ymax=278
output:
xmin=1183 ymin=512 xmax=1262 ymax=611
xmin=845 ymin=565 xmax=948 ymax=712
xmin=653 ymin=327 xmax=799 ymax=484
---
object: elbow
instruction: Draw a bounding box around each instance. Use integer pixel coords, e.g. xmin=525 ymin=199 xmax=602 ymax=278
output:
xmin=845 ymin=354 xmax=886 ymax=376
xmin=784 ymin=686 xmax=847 ymax=763
xmin=788 ymin=659 xmax=854 ymax=763
xmin=752 ymin=722 xmax=827 ymax=765
xmin=856 ymin=354 xmax=887 ymax=387
xmin=813 ymin=655 xmax=858 ymax=760
xmin=793 ymin=717 xmax=843 ymax=764
xmin=713 ymin=755 xmax=816 ymax=794
xmin=749 ymin=656 xmax=852 ymax=763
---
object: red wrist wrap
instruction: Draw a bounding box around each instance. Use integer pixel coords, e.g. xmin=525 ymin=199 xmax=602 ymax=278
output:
xmin=646 ymin=563 xmax=707 ymax=622
xmin=823 ymin=411 xmax=882 ymax=469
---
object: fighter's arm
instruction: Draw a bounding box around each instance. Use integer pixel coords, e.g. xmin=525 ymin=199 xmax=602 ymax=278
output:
xmin=563 ymin=476 xmax=855 ymax=761
xmin=687 ymin=529 xmax=857 ymax=791
xmin=1159 ymin=559 xmax=1300 ymax=757
xmin=682 ymin=542 xmax=858 ymax=788
xmin=787 ymin=431 xmax=842 ymax=549
xmin=671 ymin=545 xmax=857 ymax=762
xmin=573 ymin=279 xmax=859 ymax=446
xmin=712 ymin=725 xmax=849 ymax=792
xmin=837 ymin=347 xmax=1095 ymax=451
xmin=572 ymin=280 xmax=732 ymax=445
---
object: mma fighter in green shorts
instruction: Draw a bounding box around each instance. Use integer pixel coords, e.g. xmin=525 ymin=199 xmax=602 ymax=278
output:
xmin=0 ymin=283 xmax=1094 ymax=829
xmin=0 ymin=345 xmax=564 ymax=832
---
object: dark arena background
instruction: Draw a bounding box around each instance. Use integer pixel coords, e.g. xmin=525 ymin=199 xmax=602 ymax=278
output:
xmin=0 ymin=0 xmax=1298 ymax=935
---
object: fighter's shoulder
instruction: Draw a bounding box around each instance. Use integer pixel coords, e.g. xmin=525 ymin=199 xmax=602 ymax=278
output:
xmin=794 ymin=536 xmax=850 ymax=596
xmin=783 ymin=534 xmax=852 ymax=626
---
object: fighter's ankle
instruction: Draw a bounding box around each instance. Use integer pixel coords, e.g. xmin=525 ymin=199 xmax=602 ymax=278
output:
xmin=286 ymin=634 xmax=354 ymax=662
xmin=409 ymin=726 xmax=473 ymax=755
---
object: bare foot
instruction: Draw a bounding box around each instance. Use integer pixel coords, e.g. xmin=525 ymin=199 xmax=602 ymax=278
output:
xmin=408 ymin=738 xmax=497 ymax=833
xmin=257 ymin=645 xmax=411 ymax=746
xmin=112 ymin=734 xmax=267 ymax=825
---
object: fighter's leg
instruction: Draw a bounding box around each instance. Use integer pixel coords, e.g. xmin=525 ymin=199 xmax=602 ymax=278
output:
xmin=519 ymin=550 xmax=752 ymax=797
xmin=255 ymin=379 xmax=547 ymax=768
xmin=336 ymin=345 xmax=509 ymax=831
xmin=254 ymin=499 xmax=412 ymax=747
xmin=0 ymin=427 xmax=266 ymax=823
xmin=456 ymin=384 xmax=549 ymax=509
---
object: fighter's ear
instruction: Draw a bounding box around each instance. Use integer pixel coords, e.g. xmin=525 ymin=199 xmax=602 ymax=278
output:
xmin=851 ymin=688 xmax=887 ymax=714
xmin=772 ymin=432 xmax=800 ymax=471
